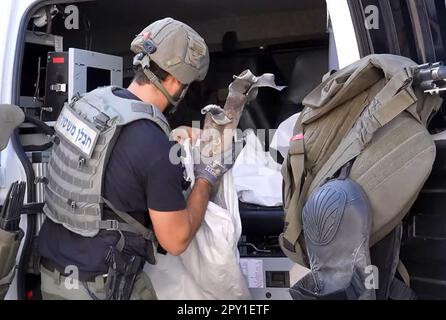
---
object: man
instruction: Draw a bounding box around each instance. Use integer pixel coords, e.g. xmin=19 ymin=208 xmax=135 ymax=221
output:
xmin=38 ymin=18 xmax=229 ymax=300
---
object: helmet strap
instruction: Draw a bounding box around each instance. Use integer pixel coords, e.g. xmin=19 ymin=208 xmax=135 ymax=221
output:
xmin=134 ymin=54 xmax=183 ymax=114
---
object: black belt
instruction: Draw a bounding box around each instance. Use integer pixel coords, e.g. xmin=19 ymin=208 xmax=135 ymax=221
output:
xmin=40 ymin=258 xmax=106 ymax=283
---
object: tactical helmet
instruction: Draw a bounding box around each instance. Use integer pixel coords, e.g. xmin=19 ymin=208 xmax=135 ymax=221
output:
xmin=131 ymin=18 xmax=209 ymax=110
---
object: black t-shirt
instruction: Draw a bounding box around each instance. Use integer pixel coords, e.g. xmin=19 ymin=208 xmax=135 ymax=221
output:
xmin=38 ymin=89 xmax=186 ymax=276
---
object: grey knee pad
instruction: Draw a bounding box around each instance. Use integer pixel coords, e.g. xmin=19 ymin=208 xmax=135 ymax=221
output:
xmin=290 ymin=176 xmax=375 ymax=300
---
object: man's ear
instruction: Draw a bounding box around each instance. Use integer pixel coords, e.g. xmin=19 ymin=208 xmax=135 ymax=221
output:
xmin=163 ymin=75 xmax=183 ymax=92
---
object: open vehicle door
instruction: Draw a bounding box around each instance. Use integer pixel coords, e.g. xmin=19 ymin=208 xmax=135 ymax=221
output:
xmin=347 ymin=0 xmax=446 ymax=299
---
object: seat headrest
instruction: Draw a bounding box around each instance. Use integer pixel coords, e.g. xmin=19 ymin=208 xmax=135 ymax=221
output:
xmin=0 ymin=104 xmax=25 ymax=151
xmin=286 ymin=49 xmax=329 ymax=105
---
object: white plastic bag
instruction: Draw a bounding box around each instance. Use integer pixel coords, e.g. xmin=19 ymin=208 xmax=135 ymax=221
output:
xmin=269 ymin=112 xmax=300 ymax=159
xmin=144 ymin=140 xmax=251 ymax=300
xmin=232 ymin=131 xmax=283 ymax=207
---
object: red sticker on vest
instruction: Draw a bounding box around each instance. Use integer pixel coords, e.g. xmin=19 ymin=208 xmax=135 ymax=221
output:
xmin=290 ymin=133 xmax=304 ymax=141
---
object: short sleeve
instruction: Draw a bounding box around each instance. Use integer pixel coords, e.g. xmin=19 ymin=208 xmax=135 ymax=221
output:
xmin=146 ymin=145 xmax=187 ymax=212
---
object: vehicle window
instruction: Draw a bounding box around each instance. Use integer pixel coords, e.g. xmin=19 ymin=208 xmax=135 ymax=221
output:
xmin=349 ymin=0 xmax=446 ymax=64
xmin=424 ymin=0 xmax=446 ymax=63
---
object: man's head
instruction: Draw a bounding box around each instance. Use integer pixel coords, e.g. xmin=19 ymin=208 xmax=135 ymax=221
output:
xmin=130 ymin=18 xmax=209 ymax=112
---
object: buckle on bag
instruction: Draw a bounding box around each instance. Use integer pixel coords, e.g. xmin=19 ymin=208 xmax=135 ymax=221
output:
xmin=105 ymin=220 xmax=120 ymax=231
xmin=93 ymin=112 xmax=110 ymax=131
xmin=67 ymin=199 xmax=76 ymax=212
xmin=289 ymin=137 xmax=305 ymax=156
xmin=78 ymin=156 xmax=86 ymax=169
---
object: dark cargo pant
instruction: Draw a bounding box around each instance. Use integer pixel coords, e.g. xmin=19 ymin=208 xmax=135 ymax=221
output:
xmin=40 ymin=265 xmax=157 ymax=300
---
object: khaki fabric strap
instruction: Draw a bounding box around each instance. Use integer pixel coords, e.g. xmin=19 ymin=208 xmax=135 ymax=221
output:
xmin=282 ymin=116 xmax=304 ymax=221
xmin=141 ymin=64 xmax=180 ymax=107
xmin=281 ymin=174 xmax=314 ymax=265
xmin=96 ymin=220 xmax=147 ymax=235
xmin=281 ymin=115 xmax=306 ymax=263
xmin=102 ymin=198 xmax=155 ymax=241
xmin=0 ymin=266 xmax=15 ymax=286
xmin=322 ymin=69 xmax=337 ymax=83
xmin=374 ymin=89 xmax=416 ymax=126
xmin=314 ymin=73 xmax=416 ymax=185
xmin=0 ymin=267 xmax=16 ymax=300
xmin=397 ymin=260 xmax=411 ymax=287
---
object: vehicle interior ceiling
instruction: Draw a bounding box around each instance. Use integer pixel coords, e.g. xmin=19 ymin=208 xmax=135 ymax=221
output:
xmin=20 ymin=0 xmax=329 ymax=149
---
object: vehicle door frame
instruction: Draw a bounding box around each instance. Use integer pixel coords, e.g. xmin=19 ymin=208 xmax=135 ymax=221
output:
xmin=346 ymin=0 xmax=439 ymax=63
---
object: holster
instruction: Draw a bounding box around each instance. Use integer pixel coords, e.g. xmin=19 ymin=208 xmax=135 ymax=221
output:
xmin=102 ymin=245 xmax=145 ymax=300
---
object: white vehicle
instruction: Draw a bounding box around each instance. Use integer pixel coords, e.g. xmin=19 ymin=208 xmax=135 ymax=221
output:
xmin=1 ymin=0 xmax=445 ymax=300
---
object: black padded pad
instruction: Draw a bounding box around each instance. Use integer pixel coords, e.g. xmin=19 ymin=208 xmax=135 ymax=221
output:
xmin=0 ymin=105 xmax=24 ymax=151
xmin=291 ymin=177 xmax=375 ymax=300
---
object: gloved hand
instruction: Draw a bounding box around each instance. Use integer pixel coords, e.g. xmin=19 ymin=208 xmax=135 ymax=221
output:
xmin=170 ymin=126 xmax=202 ymax=144
xmin=193 ymin=146 xmax=235 ymax=187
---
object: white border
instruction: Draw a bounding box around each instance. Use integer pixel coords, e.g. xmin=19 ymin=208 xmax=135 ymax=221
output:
xmin=326 ymin=0 xmax=361 ymax=68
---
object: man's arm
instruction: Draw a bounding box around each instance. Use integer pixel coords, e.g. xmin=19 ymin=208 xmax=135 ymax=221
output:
xmin=148 ymin=179 xmax=211 ymax=256
xmin=147 ymin=128 xmax=233 ymax=256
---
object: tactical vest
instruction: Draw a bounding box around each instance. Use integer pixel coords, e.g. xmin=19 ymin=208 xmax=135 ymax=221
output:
xmin=43 ymin=86 xmax=171 ymax=242
xmin=280 ymin=54 xmax=443 ymax=265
